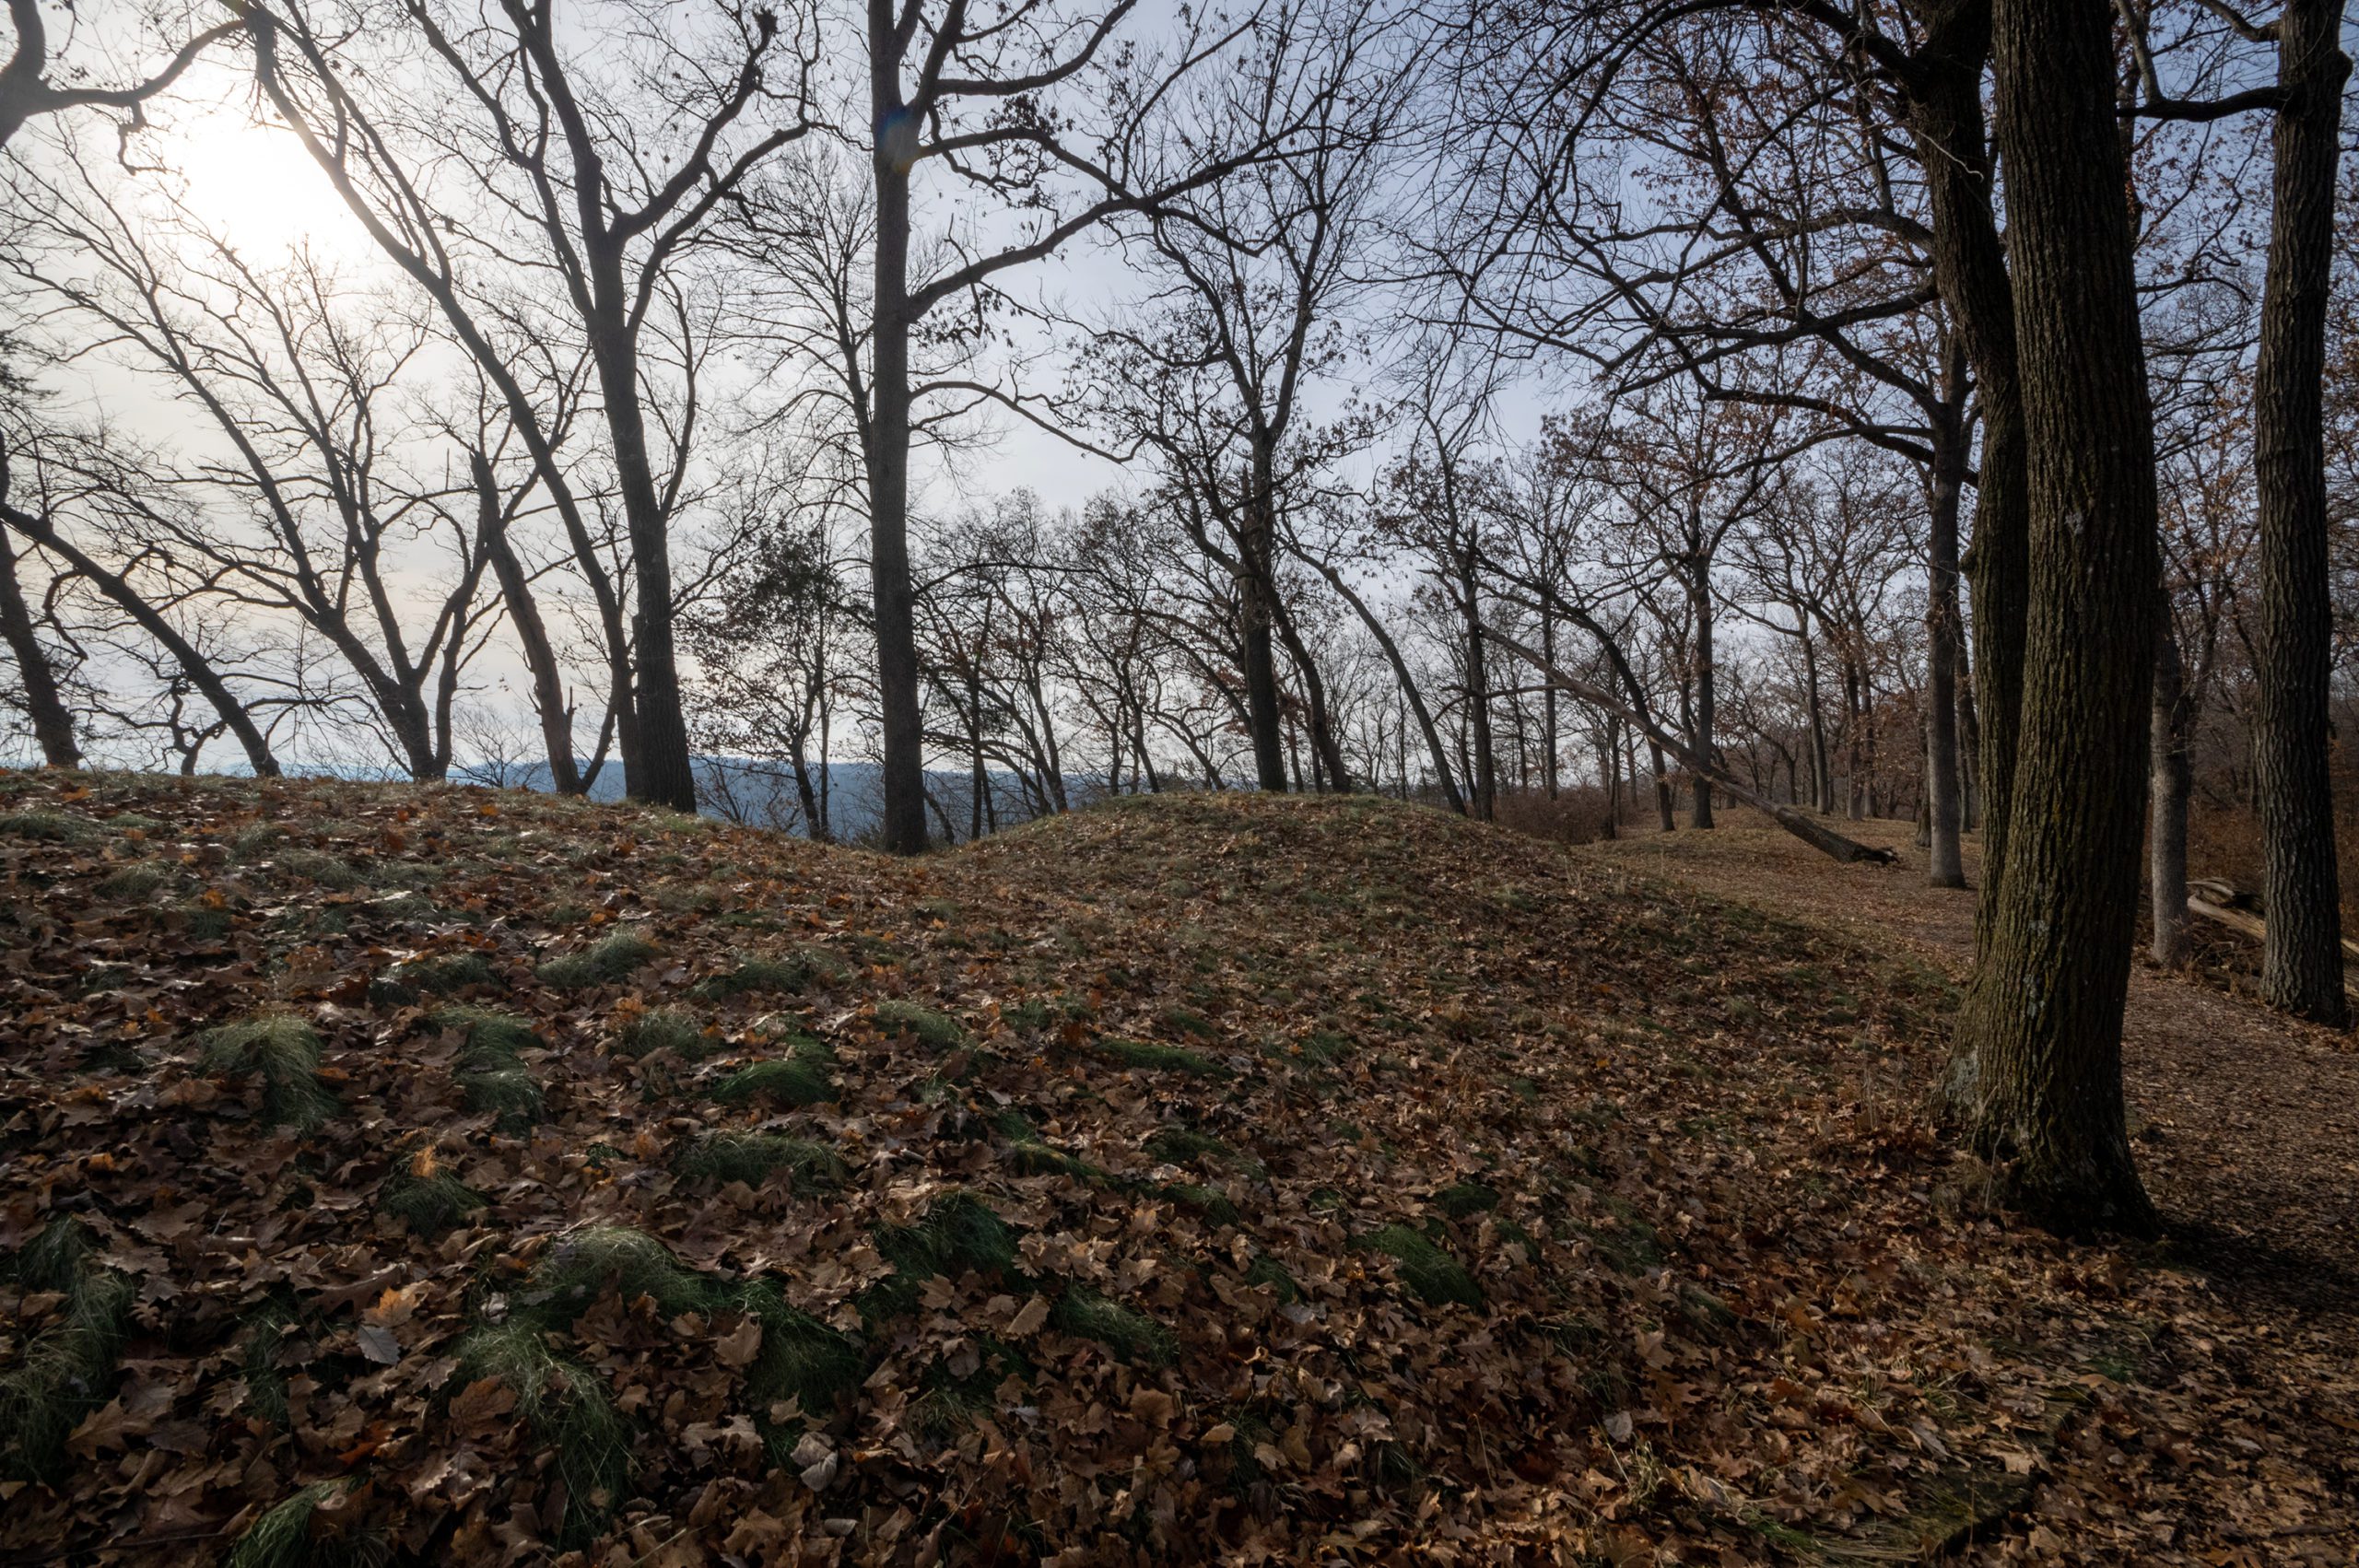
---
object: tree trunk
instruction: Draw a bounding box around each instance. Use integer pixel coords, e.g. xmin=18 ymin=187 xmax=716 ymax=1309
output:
xmin=1270 ymin=586 xmax=1349 ymax=790
xmin=968 ymin=664 xmax=987 ymax=844
xmin=868 ymin=98 xmax=931 ymax=851
xmin=472 ymin=453 xmax=580 ymax=795
xmin=1239 ymin=519 xmax=1289 ymax=790
xmin=1912 ymin=0 xmax=2028 ymax=943
xmin=2250 ymin=0 xmax=2351 ymax=1025
xmin=582 ymin=296 xmax=694 ymax=810
xmin=1542 ymin=613 xmax=1560 ymax=797
xmin=1949 ymin=0 xmax=2158 ymax=1235
xmin=1957 ymin=646 xmax=1982 ymax=832
xmin=0 ymin=522 xmax=77 ymax=766
xmin=1800 ymin=626 xmax=1833 ymax=813
xmin=1649 ymin=740 xmax=1675 ymax=832
xmin=1926 ymin=372 xmax=1969 ymax=888
xmin=1461 ymin=563 xmax=1496 ymax=820
xmin=1304 ymin=550 xmax=1462 ymax=812
xmin=2150 ymin=607 xmax=2191 ymax=969
xmin=1689 ymin=557 xmax=1715 ymax=829
xmin=4 ymin=506 xmax=278 ymax=776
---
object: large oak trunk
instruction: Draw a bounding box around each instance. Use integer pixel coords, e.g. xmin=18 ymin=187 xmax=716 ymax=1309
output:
xmin=1948 ymin=0 xmax=2157 ymax=1235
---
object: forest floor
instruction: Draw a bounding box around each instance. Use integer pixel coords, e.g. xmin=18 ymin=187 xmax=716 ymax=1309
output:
xmin=0 ymin=774 xmax=2352 ymax=1566
xmin=1588 ymin=811 xmax=2359 ymax=1563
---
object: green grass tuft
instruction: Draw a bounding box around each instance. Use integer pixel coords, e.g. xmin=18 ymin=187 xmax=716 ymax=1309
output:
xmin=453 ymin=1322 xmax=630 ymax=1548
xmin=0 ymin=1219 xmax=133 ymax=1480
xmin=0 ymin=810 xmax=92 ymax=842
xmin=222 ymin=1480 xmax=371 ymax=1568
xmin=673 ymin=1130 xmax=847 ymax=1188
xmin=1097 ymin=1036 xmax=1227 ymax=1077
xmin=1435 ymin=1181 xmax=1501 ymax=1220
xmin=230 ymin=824 xmax=283 ymax=859
xmin=460 ymin=1066 xmax=545 ymax=1126
xmin=1163 ymin=1182 xmax=1241 ymax=1226
xmin=1359 ymin=1224 xmax=1483 ymax=1307
xmin=274 ymin=848 xmax=365 ymax=889
xmin=239 ymin=1305 xmax=294 ymax=1428
xmin=873 ymin=1000 xmax=967 ymax=1050
xmin=537 ymin=928 xmax=660 ymax=989
xmin=616 ymin=1006 xmax=714 ymax=1060
xmin=428 ymin=1005 xmax=539 ymax=1061
xmin=863 ymin=1191 xmax=1024 ymax=1322
xmin=428 ymin=1008 xmax=545 ymax=1129
xmin=734 ymin=1285 xmax=863 ymax=1425
xmin=523 ymin=1225 xmax=714 ymax=1324
xmin=96 ymin=861 xmax=169 ymax=898
xmin=993 ymin=1110 xmax=1109 ymax=1182
xmin=1297 ymin=1029 xmax=1353 ymax=1065
xmin=711 ymin=1042 xmax=834 ymax=1107
xmin=1051 ymin=1288 xmax=1176 ymax=1368
xmin=175 ymin=901 xmax=235 ymax=941
xmin=379 ymin=1164 xmax=487 ymax=1235
xmin=377 ymin=950 xmax=502 ymax=1005
xmin=692 ymin=949 xmax=839 ymax=1000
xmin=1240 ymin=1253 xmax=1299 ymax=1303
xmin=1145 ymin=1127 xmax=1232 ymax=1165
xmin=201 ymin=1013 xmax=336 ymax=1130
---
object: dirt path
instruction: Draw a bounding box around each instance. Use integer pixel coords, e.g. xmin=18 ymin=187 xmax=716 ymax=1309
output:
xmin=1583 ymin=812 xmax=2359 ymax=1313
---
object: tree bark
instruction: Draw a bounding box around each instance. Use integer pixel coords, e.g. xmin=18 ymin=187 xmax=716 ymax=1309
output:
xmin=1269 ymin=583 xmax=1350 ymax=790
xmin=2249 ymin=0 xmax=2351 ymax=1025
xmin=1948 ymin=0 xmax=2158 ymax=1235
xmin=471 ymin=453 xmax=580 ymax=796
xmin=2151 ymin=607 xmax=2191 ymax=969
xmin=1542 ymin=613 xmax=1560 ymax=798
xmin=868 ymin=77 xmax=931 ymax=852
xmin=1461 ymin=561 xmax=1496 ymax=820
xmin=0 ymin=521 xmax=77 ymax=766
xmin=1688 ymin=556 xmax=1716 ymax=829
xmin=1801 ymin=626 xmax=1833 ymax=812
xmin=1926 ymin=369 xmax=1969 ymax=888
xmin=1238 ymin=515 xmax=1289 ymax=790
xmin=1910 ymin=0 xmax=2029 ymax=945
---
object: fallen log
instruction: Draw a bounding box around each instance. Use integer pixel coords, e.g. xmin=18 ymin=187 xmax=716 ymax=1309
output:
xmin=2184 ymin=883 xmax=2359 ymax=983
xmin=1484 ymin=629 xmax=1899 ymax=867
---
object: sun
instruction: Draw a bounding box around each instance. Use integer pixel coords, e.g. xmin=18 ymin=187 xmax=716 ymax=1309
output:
xmin=170 ymin=108 xmax=370 ymax=263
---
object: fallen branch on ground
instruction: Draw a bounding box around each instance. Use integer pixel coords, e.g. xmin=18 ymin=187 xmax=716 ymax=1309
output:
xmin=1484 ymin=629 xmax=1900 ymax=867
xmin=2185 ymin=880 xmax=2359 ymax=996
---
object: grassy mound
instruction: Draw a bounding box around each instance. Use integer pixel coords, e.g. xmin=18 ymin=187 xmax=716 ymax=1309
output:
xmin=2 ymin=772 xmax=2323 ymax=1565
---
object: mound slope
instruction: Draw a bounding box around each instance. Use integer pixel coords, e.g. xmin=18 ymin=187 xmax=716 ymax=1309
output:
xmin=0 ymin=774 xmax=2343 ymax=1563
